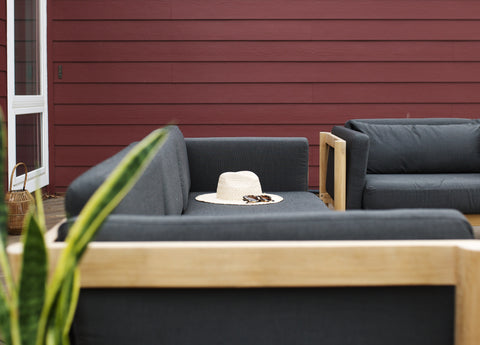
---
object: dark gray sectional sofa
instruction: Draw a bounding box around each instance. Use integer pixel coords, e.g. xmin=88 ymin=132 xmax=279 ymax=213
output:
xmin=63 ymin=125 xmax=472 ymax=241
xmin=332 ymin=118 xmax=480 ymax=214
xmin=60 ymin=125 xmax=474 ymax=345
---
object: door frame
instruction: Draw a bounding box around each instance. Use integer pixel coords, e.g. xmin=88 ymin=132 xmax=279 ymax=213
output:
xmin=6 ymin=0 xmax=49 ymax=192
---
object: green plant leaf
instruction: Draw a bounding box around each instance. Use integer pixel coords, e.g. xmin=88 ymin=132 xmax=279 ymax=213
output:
xmin=36 ymin=127 xmax=169 ymax=345
xmin=0 ymin=288 xmax=13 ymax=345
xmin=18 ymin=210 xmax=47 ymax=345
xmin=70 ymin=127 xmax=169 ymax=258
xmin=45 ymin=267 xmax=79 ymax=345
xmin=62 ymin=269 xmax=80 ymax=345
xmin=0 ymin=112 xmax=9 ymax=280
xmin=0 ymin=110 xmax=7 ymax=252
xmin=0 ymin=202 xmax=7 ymax=253
xmin=0 ymin=110 xmax=20 ymax=345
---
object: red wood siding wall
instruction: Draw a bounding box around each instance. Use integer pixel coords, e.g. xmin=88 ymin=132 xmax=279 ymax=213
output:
xmin=51 ymin=0 xmax=480 ymax=192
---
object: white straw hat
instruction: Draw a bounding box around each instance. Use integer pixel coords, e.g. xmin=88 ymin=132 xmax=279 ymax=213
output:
xmin=195 ymin=171 xmax=283 ymax=205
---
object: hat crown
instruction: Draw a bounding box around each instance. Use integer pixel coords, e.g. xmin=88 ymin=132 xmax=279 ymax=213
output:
xmin=216 ymin=171 xmax=262 ymax=201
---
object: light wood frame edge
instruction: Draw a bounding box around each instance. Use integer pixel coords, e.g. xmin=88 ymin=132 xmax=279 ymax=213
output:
xmin=464 ymin=214 xmax=480 ymax=226
xmin=319 ymin=132 xmax=346 ymax=211
xmin=7 ymin=231 xmax=480 ymax=344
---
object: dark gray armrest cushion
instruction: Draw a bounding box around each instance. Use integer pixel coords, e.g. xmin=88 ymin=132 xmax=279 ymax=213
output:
xmin=65 ymin=126 xmax=190 ymax=217
xmin=186 ymin=137 xmax=309 ymax=192
xmin=331 ymin=126 xmax=369 ymax=209
xmin=65 ymin=143 xmax=137 ymax=217
xmin=58 ymin=209 xmax=473 ymax=242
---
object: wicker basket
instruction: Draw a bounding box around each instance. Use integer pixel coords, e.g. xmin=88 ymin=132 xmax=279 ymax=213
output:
xmin=5 ymin=162 xmax=34 ymax=235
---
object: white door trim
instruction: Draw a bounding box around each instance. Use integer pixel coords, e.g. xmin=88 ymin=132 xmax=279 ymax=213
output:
xmin=7 ymin=0 xmax=49 ymax=192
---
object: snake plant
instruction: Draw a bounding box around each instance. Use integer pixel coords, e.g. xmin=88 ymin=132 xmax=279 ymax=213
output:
xmin=0 ymin=118 xmax=168 ymax=345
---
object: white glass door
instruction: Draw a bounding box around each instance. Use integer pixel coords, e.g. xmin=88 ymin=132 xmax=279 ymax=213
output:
xmin=7 ymin=0 xmax=48 ymax=191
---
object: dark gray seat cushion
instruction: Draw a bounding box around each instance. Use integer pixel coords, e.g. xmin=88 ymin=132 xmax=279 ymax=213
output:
xmin=183 ymin=192 xmax=329 ymax=216
xmin=57 ymin=209 xmax=473 ymax=242
xmin=65 ymin=126 xmax=190 ymax=217
xmin=346 ymin=121 xmax=480 ymax=173
xmin=186 ymin=137 xmax=309 ymax=192
xmin=363 ymin=173 xmax=480 ymax=213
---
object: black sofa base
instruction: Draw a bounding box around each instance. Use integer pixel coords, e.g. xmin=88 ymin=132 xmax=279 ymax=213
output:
xmin=71 ymin=286 xmax=454 ymax=345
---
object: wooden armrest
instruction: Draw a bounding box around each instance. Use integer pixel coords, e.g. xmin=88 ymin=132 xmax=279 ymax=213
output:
xmin=7 ymin=225 xmax=480 ymax=344
xmin=7 ymin=238 xmax=480 ymax=344
xmin=319 ymin=132 xmax=346 ymax=211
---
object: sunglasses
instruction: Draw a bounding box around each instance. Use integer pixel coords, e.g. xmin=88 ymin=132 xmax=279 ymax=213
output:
xmin=242 ymin=195 xmax=273 ymax=203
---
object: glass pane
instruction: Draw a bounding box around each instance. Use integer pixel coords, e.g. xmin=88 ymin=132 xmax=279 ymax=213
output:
xmin=15 ymin=0 xmax=40 ymax=95
xmin=16 ymin=113 xmax=42 ymax=176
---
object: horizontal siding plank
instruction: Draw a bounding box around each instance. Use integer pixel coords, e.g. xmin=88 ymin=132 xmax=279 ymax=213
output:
xmin=55 ymin=146 xmax=127 ymax=167
xmin=53 ymin=0 xmax=172 ymax=20
xmin=0 ymin=19 xmax=5 ymax=46
xmin=0 ymin=46 xmax=7 ymax=70
xmin=53 ymin=104 xmax=475 ymax=125
xmin=54 ymin=124 xmax=332 ymax=146
xmin=54 ymin=83 xmax=480 ymax=104
xmin=54 ymin=62 xmax=480 ymax=83
xmin=310 ymin=146 xmax=319 ymax=167
xmin=171 ymin=0 xmax=480 ymax=20
xmin=0 ymin=72 xmax=7 ymax=95
xmin=54 ymin=41 xmax=464 ymax=62
xmin=0 ymin=98 xmax=6 ymax=111
xmin=55 ymin=167 xmax=90 ymax=188
xmin=53 ymin=0 xmax=480 ymax=20
xmin=312 ymin=83 xmax=480 ymax=103
xmin=55 ymin=63 xmax=173 ymax=83
xmin=53 ymin=20 xmax=480 ymax=41
xmin=53 ymin=20 xmax=312 ymax=41
xmin=54 ymin=84 xmax=314 ymax=104
xmin=309 ymin=166 xmax=319 ymax=189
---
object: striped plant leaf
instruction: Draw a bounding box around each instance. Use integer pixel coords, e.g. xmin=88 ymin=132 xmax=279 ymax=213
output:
xmin=61 ymin=269 xmax=80 ymax=345
xmin=0 ymin=110 xmax=10 ymax=284
xmin=45 ymin=268 xmax=79 ymax=345
xmin=0 ymin=109 xmax=19 ymax=345
xmin=18 ymin=211 xmax=47 ymax=345
xmin=36 ymin=127 xmax=169 ymax=345
xmin=0 ymin=288 xmax=12 ymax=345
xmin=0 ymin=110 xmax=6 ymax=253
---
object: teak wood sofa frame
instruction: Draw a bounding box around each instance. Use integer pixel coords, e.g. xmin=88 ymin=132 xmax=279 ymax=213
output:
xmin=464 ymin=215 xmax=480 ymax=226
xmin=319 ymin=132 xmax=346 ymax=211
xmin=7 ymin=225 xmax=480 ymax=345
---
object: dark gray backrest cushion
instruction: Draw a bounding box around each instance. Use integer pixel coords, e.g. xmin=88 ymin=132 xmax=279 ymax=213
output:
xmin=346 ymin=120 xmax=480 ymax=173
xmin=346 ymin=118 xmax=475 ymax=127
xmin=58 ymin=209 xmax=473 ymax=241
xmin=186 ymin=137 xmax=309 ymax=192
xmin=65 ymin=126 xmax=190 ymax=216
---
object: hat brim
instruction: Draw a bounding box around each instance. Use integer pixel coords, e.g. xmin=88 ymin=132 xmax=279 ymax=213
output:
xmin=195 ymin=193 xmax=283 ymax=206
